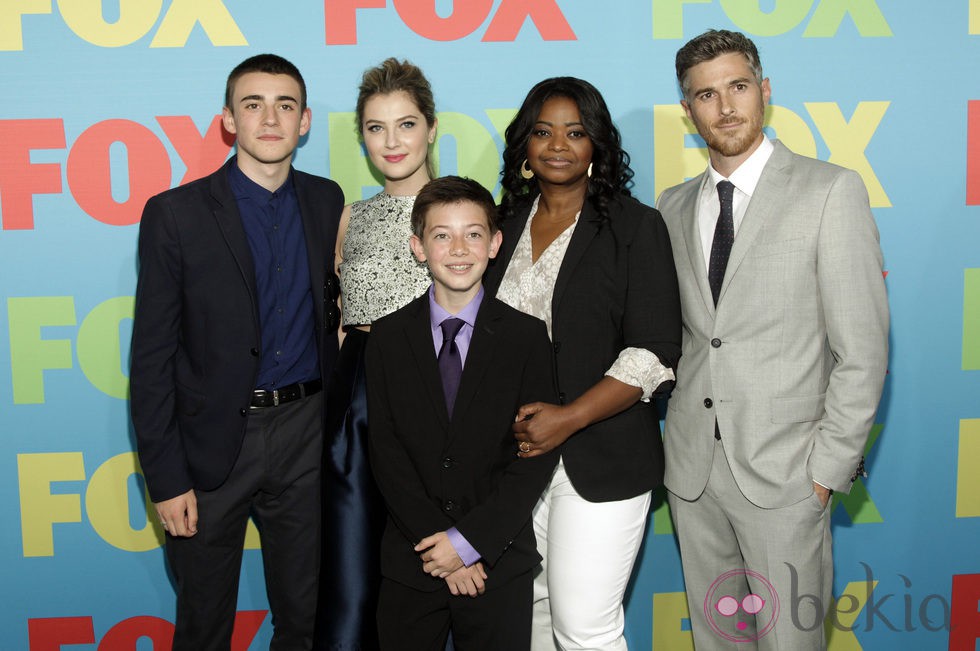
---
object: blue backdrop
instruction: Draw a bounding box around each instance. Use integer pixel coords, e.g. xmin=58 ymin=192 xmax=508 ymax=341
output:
xmin=2 ymin=1 xmax=979 ymax=649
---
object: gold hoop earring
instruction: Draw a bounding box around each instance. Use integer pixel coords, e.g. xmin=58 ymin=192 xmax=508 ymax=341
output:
xmin=520 ymin=159 xmax=534 ymax=180
xmin=587 ymin=163 xmax=593 ymax=178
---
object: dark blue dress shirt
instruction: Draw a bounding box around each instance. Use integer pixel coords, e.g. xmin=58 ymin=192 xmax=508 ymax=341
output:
xmin=228 ymin=161 xmax=318 ymax=389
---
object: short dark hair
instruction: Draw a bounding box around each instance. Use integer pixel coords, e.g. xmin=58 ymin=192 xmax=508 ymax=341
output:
xmin=500 ymin=77 xmax=633 ymax=224
xmin=225 ymin=54 xmax=307 ymax=111
xmin=675 ymin=29 xmax=763 ymax=99
xmin=411 ymin=176 xmax=498 ymax=238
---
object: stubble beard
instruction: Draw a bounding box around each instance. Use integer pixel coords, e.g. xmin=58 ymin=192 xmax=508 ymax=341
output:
xmin=701 ymin=112 xmax=764 ymax=159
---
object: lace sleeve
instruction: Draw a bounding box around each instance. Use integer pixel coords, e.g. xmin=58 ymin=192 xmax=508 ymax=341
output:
xmin=605 ymin=347 xmax=675 ymax=402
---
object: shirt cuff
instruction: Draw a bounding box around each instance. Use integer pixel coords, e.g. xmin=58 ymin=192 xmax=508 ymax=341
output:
xmin=605 ymin=347 xmax=676 ymax=401
xmin=446 ymin=527 xmax=481 ymax=567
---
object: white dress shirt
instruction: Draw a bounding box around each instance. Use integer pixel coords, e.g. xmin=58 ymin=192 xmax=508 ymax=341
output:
xmin=697 ymin=137 xmax=774 ymax=275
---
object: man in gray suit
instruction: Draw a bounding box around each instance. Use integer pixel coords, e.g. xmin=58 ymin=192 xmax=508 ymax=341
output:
xmin=657 ymin=30 xmax=888 ymax=649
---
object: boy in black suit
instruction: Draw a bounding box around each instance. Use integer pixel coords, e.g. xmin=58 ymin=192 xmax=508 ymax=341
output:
xmin=130 ymin=54 xmax=342 ymax=649
xmin=366 ymin=176 xmax=557 ymax=650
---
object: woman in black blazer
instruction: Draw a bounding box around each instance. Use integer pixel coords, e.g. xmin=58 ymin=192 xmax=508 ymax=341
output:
xmin=484 ymin=77 xmax=681 ymax=650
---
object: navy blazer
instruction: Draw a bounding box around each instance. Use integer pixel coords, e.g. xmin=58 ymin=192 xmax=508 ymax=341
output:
xmin=485 ymin=193 xmax=682 ymax=502
xmin=366 ymin=294 xmax=558 ymax=592
xmin=130 ymin=158 xmax=344 ymax=502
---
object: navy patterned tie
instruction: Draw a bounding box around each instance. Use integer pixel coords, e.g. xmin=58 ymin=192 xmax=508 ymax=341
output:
xmin=708 ymin=180 xmax=736 ymax=306
xmin=438 ymin=318 xmax=465 ymax=416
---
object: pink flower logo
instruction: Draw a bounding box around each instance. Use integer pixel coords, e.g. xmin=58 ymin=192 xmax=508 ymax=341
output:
xmin=704 ymin=569 xmax=779 ymax=642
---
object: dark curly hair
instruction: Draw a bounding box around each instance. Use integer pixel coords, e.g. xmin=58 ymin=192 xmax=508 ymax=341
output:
xmin=500 ymin=77 xmax=633 ymax=223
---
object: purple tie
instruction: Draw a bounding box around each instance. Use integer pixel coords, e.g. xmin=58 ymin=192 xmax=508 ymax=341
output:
xmin=438 ymin=318 xmax=465 ymax=416
xmin=709 ymin=180 xmax=735 ymax=306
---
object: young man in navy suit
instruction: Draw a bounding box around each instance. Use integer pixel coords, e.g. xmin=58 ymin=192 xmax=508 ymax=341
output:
xmin=366 ymin=176 xmax=557 ymax=650
xmin=130 ymin=54 xmax=343 ymax=650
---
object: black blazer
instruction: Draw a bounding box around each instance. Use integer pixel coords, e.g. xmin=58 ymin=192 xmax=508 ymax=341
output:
xmin=366 ymin=294 xmax=558 ymax=592
xmin=130 ymin=158 xmax=344 ymax=502
xmin=485 ymin=193 xmax=682 ymax=502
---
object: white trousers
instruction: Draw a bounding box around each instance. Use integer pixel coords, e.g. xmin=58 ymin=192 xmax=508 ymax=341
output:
xmin=531 ymin=458 xmax=652 ymax=651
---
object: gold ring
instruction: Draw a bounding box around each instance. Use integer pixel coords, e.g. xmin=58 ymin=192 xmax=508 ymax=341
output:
xmin=519 ymin=441 xmax=531 ymax=453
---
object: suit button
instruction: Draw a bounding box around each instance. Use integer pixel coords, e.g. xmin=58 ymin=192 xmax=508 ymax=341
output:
xmin=250 ymin=347 xmax=259 ymax=356
xmin=442 ymin=457 xmax=453 ymax=469
xmin=443 ymin=500 xmax=455 ymax=512
xmin=711 ymin=338 xmax=722 ymax=348
xmin=703 ymin=398 xmax=713 ymax=408
xmin=558 ymin=392 xmax=566 ymax=404
xmin=553 ymin=341 xmax=561 ymax=353
xmin=239 ymin=408 xmax=248 ymax=417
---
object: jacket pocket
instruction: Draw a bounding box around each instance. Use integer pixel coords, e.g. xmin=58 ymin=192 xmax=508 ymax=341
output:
xmin=748 ymin=237 xmax=806 ymax=259
xmin=175 ymin=381 xmax=206 ymax=417
xmin=770 ymin=393 xmax=824 ymax=424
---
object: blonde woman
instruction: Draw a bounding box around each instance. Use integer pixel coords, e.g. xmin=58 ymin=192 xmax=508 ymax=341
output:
xmin=315 ymin=58 xmax=437 ymax=650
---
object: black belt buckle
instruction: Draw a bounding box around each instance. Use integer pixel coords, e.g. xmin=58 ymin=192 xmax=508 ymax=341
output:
xmin=251 ymin=379 xmax=320 ymax=409
xmin=251 ymin=387 xmax=283 ymax=409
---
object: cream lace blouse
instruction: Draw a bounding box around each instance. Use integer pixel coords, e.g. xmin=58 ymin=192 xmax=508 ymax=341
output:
xmin=496 ymin=196 xmax=674 ymax=400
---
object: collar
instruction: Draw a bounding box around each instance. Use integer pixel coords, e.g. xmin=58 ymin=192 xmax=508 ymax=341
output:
xmin=707 ymin=137 xmax=774 ymax=196
xmin=428 ymin=284 xmax=484 ymax=329
xmin=227 ymin=156 xmax=295 ymax=202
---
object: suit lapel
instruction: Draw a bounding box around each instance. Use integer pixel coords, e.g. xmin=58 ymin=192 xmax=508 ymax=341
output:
xmin=717 ymin=142 xmax=792 ymax=305
xmin=552 ymin=200 xmax=602 ymax=314
xmin=294 ymin=170 xmax=326 ymax=330
xmin=680 ymin=174 xmax=717 ymax=315
xmin=449 ymin=299 xmax=501 ymax=438
xmin=403 ymin=297 xmax=452 ymax=431
xmin=209 ymin=162 xmax=258 ymax=321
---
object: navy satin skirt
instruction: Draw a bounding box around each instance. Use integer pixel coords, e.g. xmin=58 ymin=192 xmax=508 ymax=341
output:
xmin=313 ymin=328 xmax=385 ymax=650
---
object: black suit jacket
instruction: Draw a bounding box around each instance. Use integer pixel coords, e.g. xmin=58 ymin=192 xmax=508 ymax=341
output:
xmin=485 ymin=193 xmax=682 ymax=502
xmin=130 ymin=158 xmax=344 ymax=502
xmin=366 ymin=294 xmax=558 ymax=592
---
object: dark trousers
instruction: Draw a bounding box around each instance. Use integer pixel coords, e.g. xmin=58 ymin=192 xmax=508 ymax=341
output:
xmin=165 ymin=393 xmax=323 ymax=651
xmin=376 ymin=572 xmax=532 ymax=651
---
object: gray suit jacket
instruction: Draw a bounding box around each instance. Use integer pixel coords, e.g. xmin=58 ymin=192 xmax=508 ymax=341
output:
xmin=657 ymin=140 xmax=888 ymax=509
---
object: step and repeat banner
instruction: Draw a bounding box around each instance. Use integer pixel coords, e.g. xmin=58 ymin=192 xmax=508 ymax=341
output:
xmin=2 ymin=1 xmax=979 ymax=649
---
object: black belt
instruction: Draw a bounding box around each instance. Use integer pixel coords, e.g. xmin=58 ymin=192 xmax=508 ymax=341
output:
xmin=250 ymin=379 xmax=322 ymax=409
